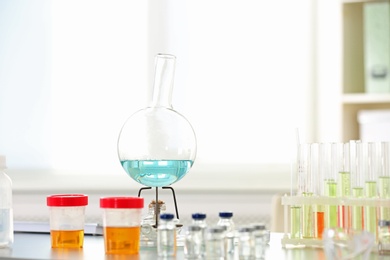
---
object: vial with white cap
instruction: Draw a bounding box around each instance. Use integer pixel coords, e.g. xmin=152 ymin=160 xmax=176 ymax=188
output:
xmin=0 ymin=155 xmax=13 ymax=248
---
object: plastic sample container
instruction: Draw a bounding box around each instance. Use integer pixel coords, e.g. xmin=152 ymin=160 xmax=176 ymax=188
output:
xmin=46 ymin=194 xmax=88 ymax=248
xmin=100 ymin=197 xmax=144 ymax=255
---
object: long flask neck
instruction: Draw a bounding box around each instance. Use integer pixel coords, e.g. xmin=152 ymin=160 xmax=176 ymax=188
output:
xmin=149 ymin=54 xmax=176 ymax=109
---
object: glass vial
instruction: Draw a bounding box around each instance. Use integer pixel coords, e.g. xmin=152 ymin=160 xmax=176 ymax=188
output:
xmin=140 ymin=200 xmax=166 ymax=246
xmin=0 ymin=155 xmax=13 ymax=248
xmin=157 ymin=213 xmax=176 ymax=257
xmin=206 ymin=226 xmax=225 ymax=260
xmin=191 ymin=212 xmax=207 ymax=257
xmin=184 ymin=225 xmax=202 ymax=259
xmin=251 ymin=223 xmax=269 ymax=259
xmin=238 ymin=226 xmax=254 ymax=260
xmin=378 ymin=220 xmax=390 ymax=255
xmin=217 ymin=211 xmax=236 ymax=258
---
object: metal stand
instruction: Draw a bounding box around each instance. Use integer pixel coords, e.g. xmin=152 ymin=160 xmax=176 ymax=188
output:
xmin=138 ymin=186 xmax=180 ymax=228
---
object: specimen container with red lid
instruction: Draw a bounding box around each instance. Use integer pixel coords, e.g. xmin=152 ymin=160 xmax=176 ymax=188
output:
xmin=100 ymin=196 xmax=144 ymax=255
xmin=47 ymin=194 xmax=88 ymax=248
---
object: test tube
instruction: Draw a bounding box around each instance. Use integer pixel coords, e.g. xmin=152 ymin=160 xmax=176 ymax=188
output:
xmin=290 ymin=141 xmax=302 ymax=239
xmin=309 ymin=143 xmax=324 ymax=239
xmin=299 ymin=143 xmax=315 ymax=238
xmin=352 ymin=141 xmax=365 ymax=231
xmin=337 ymin=142 xmax=351 ymax=229
xmin=379 ymin=142 xmax=390 ymax=221
xmin=323 ymin=143 xmax=338 ymax=228
xmin=365 ymin=142 xmax=379 ymax=237
xmin=339 ymin=142 xmax=351 ymax=197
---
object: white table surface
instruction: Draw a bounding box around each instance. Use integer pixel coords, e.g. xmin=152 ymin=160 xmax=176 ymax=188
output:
xmin=0 ymin=231 xmax=386 ymax=260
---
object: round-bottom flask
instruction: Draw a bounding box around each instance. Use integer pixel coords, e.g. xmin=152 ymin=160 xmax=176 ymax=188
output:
xmin=117 ymin=54 xmax=197 ymax=187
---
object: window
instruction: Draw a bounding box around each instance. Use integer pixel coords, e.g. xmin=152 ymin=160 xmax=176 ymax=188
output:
xmin=0 ymin=0 xmax=315 ymax=187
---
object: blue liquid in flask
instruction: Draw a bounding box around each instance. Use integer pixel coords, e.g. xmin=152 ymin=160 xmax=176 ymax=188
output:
xmin=121 ymin=160 xmax=193 ymax=187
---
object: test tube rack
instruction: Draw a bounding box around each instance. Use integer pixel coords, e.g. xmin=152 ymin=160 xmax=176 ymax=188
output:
xmin=280 ymin=194 xmax=390 ymax=248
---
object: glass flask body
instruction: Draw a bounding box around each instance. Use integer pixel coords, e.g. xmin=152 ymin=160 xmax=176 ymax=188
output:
xmin=117 ymin=54 xmax=197 ymax=187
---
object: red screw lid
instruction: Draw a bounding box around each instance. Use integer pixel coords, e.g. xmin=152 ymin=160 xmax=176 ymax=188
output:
xmin=47 ymin=194 xmax=88 ymax=207
xmin=100 ymin=197 xmax=144 ymax=209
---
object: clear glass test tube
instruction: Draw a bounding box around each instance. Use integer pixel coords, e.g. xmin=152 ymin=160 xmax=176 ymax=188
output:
xmin=323 ymin=143 xmax=338 ymax=229
xmin=379 ymin=142 xmax=390 ymax=221
xmin=337 ymin=142 xmax=351 ymax=197
xmin=337 ymin=142 xmax=351 ymax=229
xmin=364 ymin=142 xmax=379 ymax=238
xmin=352 ymin=141 xmax=365 ymax=231
xmin=289 ymin=141 xmax=303 ymax=239
xmin=319 ymin=143 xmax=332 ymax=231
xmin=299 ymin=143 xmax=315 ymax=239
xmin=309 ymin=143 xmax=323 ymax=239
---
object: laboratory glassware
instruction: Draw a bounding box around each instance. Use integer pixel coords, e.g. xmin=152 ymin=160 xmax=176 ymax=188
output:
xmin=379 ymin=142 xmax=390 ymax=221
xmin=117 ymin=53 xmax=197 ymax=231
xmin=184 ymin=225 xmax=203 ymax=259
xmin=217 ymin=211 xmax=236 ymax=257
xmin=191 ymin=212 xmax=207 ymax=256
xmin=365 ymin=142 xmax=380 ymax=237
xmin=157 ymin=213 xmax=177 ymax=257
xmin=117 ymin=53 xmax=197 ymax=188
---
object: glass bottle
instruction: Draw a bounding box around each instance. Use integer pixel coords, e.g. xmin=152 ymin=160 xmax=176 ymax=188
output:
xmin=157 ymin=213 xmax=176 ymax=257
xmin=184 ymin=225 xmax=202 ymax=259
xmin=0 ymin=155 xmax=13 ymax=248
xmin=140 ymin=200 xmax=166 ymax=246
xmin=117 ymin=53 xmax=197 ymax=187
xmin=251 ymin=223 xmax=269 ymax=259
xmin=206 ymin=226 xmax=225 ymax=260
xmin=238 ymin=226 xmax=254 ymax=260
xmin=217 ymin=211 xmax=235 ymax=258
xmin=378 ymin=219 xmax=390 ymax=255
xmin=191 ymin=212 xmax=207 ymax=256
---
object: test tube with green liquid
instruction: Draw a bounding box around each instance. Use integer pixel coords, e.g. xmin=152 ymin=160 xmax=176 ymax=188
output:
xmin=379 ymin=142 xmax=390 ymax=221
xmin=290 ymin=205 xmax=301 ymax=239
xmin=297 ymin=143 xmax=315 ymax=239
xmin=320 ymin=143 xmax=337 ymax=229
xmin=365 ymin=142 xmax=379 ymax=237
xmin=290 ymin=134 xmax=301 ymax=239
xmin=336 ymin=142 xmax=351 ymax=229
xmin=351 ymin=140 xmax=364 ymax=231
